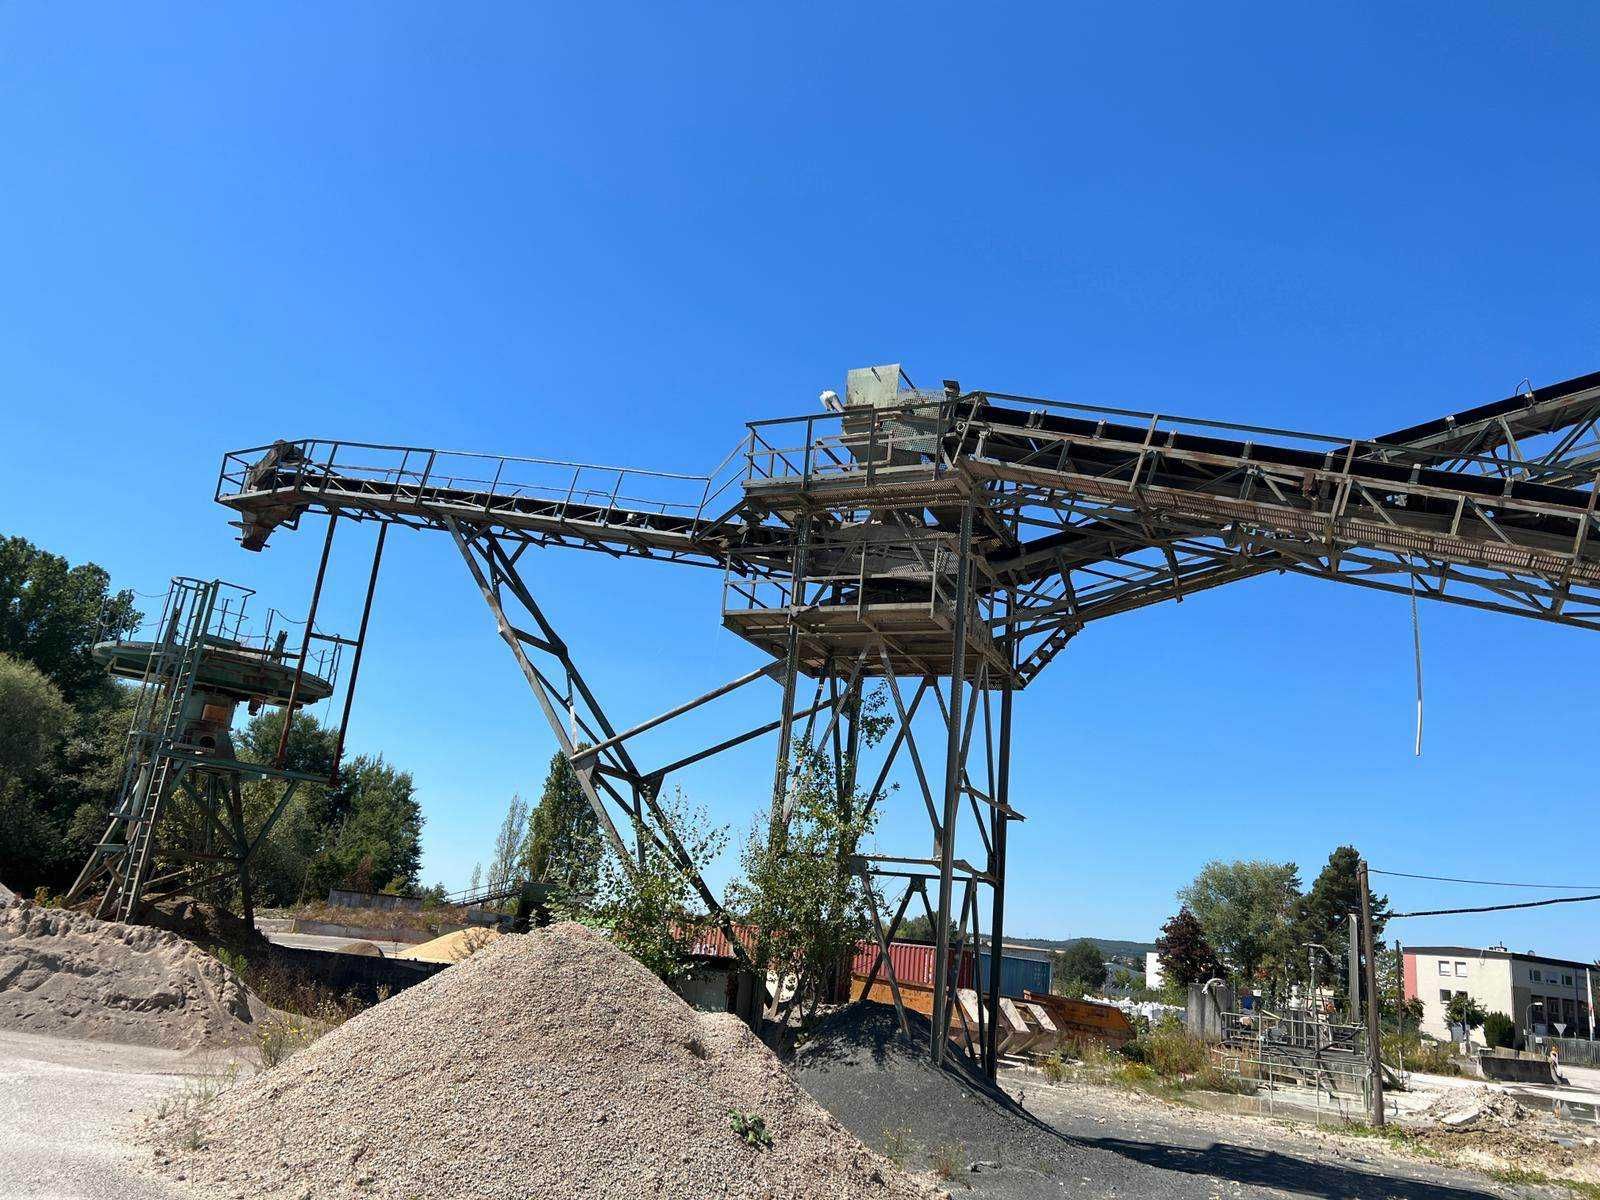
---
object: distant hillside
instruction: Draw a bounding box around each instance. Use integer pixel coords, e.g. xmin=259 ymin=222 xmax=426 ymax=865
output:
xmin=1005 ymin=935 xmax=1156 ymax=961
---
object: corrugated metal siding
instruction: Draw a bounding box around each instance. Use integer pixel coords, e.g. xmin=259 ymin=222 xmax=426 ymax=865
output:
xmin=850 ymin=941 xmax=980 ymax=989
xmin=977 ymin=951 xmax=1053 ymax=999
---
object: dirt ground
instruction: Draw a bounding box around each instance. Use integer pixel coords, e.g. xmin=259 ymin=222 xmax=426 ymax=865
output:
xmin=1006 ymin=1065 xmax=1596 ymax=1199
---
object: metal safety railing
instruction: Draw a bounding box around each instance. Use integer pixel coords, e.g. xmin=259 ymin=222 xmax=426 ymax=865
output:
xmin=217 ymin=437 xmax=757 ymax=542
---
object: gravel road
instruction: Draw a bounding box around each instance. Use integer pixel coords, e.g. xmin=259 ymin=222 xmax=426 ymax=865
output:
xmin=1011 ymin=1075 xmax=1530 ymax=1199
xmin=0 ymin=1029 xmax=213 ymax=1200
xmin=794 ymin=1006 xmax=1538 ymax=1200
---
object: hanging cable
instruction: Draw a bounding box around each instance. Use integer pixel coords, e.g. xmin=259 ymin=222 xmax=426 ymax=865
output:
xmin=1372 ymin=869 xmax=1600 ymax=890
xmin=1391 ymin=893 xmax=1600 ymax=920
xmin=1409 ymin=569 xmax=1423 ymax=756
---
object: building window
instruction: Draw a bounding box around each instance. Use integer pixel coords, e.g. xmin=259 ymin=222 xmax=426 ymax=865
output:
xmin=1455 ymin=961 xmax=1468 ymax=977
xmin=1531 ymin=968 xmax=1543 ymax=983
xmin=1440 ymin=989 xmax=1452 ymax=1002
xmin=1438 ymin=961 xmax=1451 ymax=976
xmin=1564 ymin=974 xmax=1574 ymax=987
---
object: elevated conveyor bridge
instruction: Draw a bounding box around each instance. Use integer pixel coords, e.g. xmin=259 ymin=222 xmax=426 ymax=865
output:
xmin=215 ymin=364 xmax=1600 ymax=1075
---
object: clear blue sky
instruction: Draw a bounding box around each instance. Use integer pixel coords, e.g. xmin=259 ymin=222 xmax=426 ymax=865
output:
xmin=3 ymin=4 xmax=1597 ymax=953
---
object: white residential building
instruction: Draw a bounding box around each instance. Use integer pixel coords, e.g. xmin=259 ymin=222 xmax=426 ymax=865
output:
xmin=1403 ymin=945 xmax=1595 ymax=1047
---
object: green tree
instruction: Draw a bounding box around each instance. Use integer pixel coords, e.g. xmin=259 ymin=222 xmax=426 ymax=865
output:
xmin=521 ymin=752 xmax=602 ymax=901
xmin=236 ymin=709 xmax=341 ymax=906
xmin=1053 ymin=939 xmax=1108 ymax=995
xmin=588 ymin=788 xmax=725 ymax=984
xmin=486 ymin=793 xmax=529 ymax=898
xmin=1445 ymin=993 xmax=1487 ymax=1043
xmin=896 ymin=912 xmax=958 ymax=943
xmin=1155 ymin=906 xmax=1224 ymax=988
xmin=0 ymin=653 xmax=72 ymax=777
xmin=1295 ymin=846 xmax=1387 ymax=1005
xmin=0 ymin=536 xmax=139 ymax=704
xmin=1178 ymin=859 xmax=1302 ymax=986
xmin=0 ymin=536 xmax=142 ymax=894
xmin=725 ymin=744 xmax=879 ymax=1021
xmin=303 ymin=756 xmax=423 ymax=898
xmin=0 ymin=654 xmax=76 ymax=892
xmin=1483 ymin=1010 xmax=1516 ymax=1049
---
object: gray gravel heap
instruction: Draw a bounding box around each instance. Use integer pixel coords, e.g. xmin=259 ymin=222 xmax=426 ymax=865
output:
xmin=153 ymin=922 xmax=941 ymax=1200
xmin=0 ymin=901 xmax=265 ymax=1050
xmin=793 ymin=1003 xmax=1100 ymax=1199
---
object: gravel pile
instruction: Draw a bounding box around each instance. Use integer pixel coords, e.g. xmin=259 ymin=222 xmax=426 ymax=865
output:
xmin=793 ymin=1003 xmax=1099 ymax=1198
xmin=0 ymin=901 xmax=266 ymax=1050
xmin=153 ymin=922 xmax=941 ymax=1200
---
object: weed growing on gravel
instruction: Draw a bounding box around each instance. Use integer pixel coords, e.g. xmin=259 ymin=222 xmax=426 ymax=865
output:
xmin=256 ymin=1014 xmax=320 ymax=1067
xmin=1041 ymin=1051 xmax=1066 ymax=1084
xmin=881 ymin=1126 xmax=914 ymax=1165
xmin=156 ymin=1062 xmax=240 ymax=1150
xmin=728 ymin=1109 xmax=773 ymax=1150
xmin=929 ymin=1142 xmax=964 ymax=1180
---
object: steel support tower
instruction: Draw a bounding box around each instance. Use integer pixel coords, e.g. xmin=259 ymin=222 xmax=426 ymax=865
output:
xmin=66 ymin=575 xmax=367 ymax=924
xmin=213 ymin=363 xmax=1600 ymax=1075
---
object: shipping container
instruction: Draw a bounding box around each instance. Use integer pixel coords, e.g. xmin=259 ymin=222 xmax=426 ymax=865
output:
xmin=977 ymin=950 xmax=1053 ymax=999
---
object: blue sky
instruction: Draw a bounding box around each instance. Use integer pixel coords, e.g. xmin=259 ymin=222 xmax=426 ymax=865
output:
xmin=3 ymin=4 xmax=1598 ymax=952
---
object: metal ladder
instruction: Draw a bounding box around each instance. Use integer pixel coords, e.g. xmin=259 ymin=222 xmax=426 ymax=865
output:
xmin=95 ymin=580 xmax=218 ymax=922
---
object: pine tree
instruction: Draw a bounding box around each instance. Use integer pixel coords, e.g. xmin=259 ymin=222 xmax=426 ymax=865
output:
xmin=520 ymin=752 xmax=602 ymax=898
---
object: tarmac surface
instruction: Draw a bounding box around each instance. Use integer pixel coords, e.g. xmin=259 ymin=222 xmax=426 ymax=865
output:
xmin=0 ymin=1029 xmax=214 ymax=1199
xmin=257 ymin=929 xmax=412 ymax=956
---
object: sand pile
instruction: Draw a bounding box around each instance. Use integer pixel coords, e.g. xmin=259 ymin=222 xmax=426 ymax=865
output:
xmin=393 ymin=925 xmax=500 ymax=962
xmin=0 ymin=901 xmax=266 ymax=1050
xmin=153 ymin=922 xmax=940 ymax=1200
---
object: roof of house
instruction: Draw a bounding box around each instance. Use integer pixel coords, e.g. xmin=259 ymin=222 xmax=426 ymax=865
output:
xmin=1405 ymin=946 xmax=1596 ymax=973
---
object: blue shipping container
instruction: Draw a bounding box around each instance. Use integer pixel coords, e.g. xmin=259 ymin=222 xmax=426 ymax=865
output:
xmin=976 ymin=951 xmax=1052 ymax=999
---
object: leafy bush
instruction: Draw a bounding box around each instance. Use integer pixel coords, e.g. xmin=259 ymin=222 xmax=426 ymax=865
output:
xmin=1192 ymin=1065 xmax=1256 ymax=1095
xmin=1406 ymin=1037 xmax=1463 ymax=1076
xmin=1484 ymin=1011 xmax=1516 ymax=1049
xmin=1146 ymin=1021 xmax=1208 ymax=1077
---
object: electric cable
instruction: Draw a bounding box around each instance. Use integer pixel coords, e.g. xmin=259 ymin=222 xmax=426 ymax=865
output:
xmin=1371 ymin=869 xmax=1600 ymax=890
xmin=1390 ymin=893 xmax=1600 ymax=920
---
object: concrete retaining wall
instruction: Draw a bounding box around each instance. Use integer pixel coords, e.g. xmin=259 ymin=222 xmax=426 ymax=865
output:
xmin=1477 ymin=1049 xmax=1561 ymax=1085
xmin=262 ymin=942 xmax=449 ymax=1004
xmin=327 ymin=889 xmax=425 ymax=913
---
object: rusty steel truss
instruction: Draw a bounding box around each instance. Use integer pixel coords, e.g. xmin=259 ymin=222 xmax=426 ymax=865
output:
xmin=215 ymin=363 xmax=1600 ymax=1075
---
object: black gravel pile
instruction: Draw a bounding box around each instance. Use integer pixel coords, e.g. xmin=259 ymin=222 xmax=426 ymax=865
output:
xmin=791 ymin=1004 xmax=1096 ymax=1197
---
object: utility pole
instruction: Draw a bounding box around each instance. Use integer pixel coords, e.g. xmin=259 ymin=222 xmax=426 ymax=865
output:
xmin=1588 ymin=967 xmax=1595 ymax=1043
xmin=1394 ymin=938 xmax=1405 ymax=1079
xmin=1347 ymin=913 xmax=1361 ymax=1024
xmin=1358 ymin=858 xmax=1385 ymax=1126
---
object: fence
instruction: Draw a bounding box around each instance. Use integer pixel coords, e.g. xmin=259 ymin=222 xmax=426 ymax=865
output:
xmin=1547 ymin=1036 xmax=1600 ymax=1068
